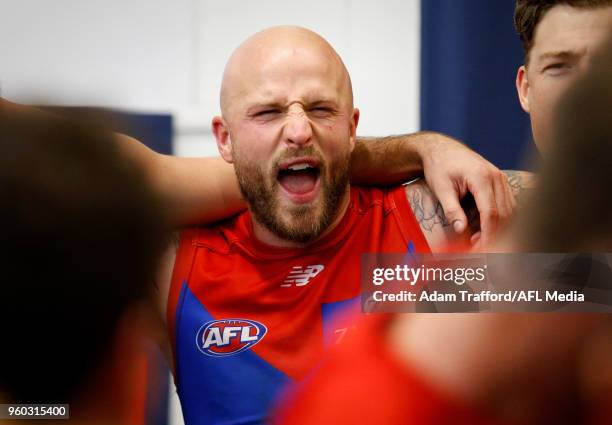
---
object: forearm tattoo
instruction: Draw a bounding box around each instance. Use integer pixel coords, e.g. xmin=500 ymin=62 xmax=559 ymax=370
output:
xmin=406 ymin=184 xmax=449 ymax=232
xmin=503 ymin=170 xmax=534 ymax=206
xmin=407 ymin=171 xmax=531 ymax=234
xmin=406 ymin=183 xmax=480 ymax=234
xmin=504 ymin=170 xmax=524 ymax=197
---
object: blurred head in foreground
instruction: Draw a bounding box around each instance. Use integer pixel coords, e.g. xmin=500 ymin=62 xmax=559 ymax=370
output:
xmin=0 ymin=106 xmax=169 ymax=421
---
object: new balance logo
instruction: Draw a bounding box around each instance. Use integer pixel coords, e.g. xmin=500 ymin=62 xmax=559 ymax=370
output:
xmin=281 ymin=265 xmax=325 ymax=287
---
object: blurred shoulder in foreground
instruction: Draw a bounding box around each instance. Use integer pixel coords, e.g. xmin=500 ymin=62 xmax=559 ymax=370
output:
xmin=0 ymin=107 xmax=170 ymax=423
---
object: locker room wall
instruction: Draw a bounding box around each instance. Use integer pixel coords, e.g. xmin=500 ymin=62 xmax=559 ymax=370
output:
xmin=0 ymin=0 xmax=421 ymax=159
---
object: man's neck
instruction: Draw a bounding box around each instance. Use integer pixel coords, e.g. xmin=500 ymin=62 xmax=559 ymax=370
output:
xmin=251 ymin=187 xmax=352 ymax=248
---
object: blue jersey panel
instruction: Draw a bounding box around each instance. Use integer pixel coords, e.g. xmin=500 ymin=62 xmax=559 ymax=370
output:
xmin=175 ymin=282 xmax=291 ymax=425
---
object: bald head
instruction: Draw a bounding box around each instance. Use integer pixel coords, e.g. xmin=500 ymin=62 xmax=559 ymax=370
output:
xmin=220 ymin=26 xmax=353 ymax=119
xmin=211 ymin=26 xmax=360 ymax=247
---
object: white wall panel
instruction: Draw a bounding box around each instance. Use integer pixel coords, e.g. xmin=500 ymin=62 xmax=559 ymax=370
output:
xmin=0 ymin=0 xmax=420 ymax=157
xmin=348 ymin=0 xmax=421 ymax=136
xmin=0 ymin=0 xmax=194 ymax=111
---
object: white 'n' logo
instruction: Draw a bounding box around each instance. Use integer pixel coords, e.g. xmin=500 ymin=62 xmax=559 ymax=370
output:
xmin=281 ymin=265 xmax=325 ymax=287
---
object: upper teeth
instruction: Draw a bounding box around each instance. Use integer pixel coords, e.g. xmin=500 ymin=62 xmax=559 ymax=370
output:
xmin=288 ymin=163 xmax=312 ymax=171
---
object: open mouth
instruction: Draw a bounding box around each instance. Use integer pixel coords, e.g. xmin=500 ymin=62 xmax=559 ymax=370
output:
xmin=277 ymin=158 xmax=321 ymax=202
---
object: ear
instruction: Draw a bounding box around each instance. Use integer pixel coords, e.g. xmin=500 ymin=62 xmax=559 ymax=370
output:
xmin=212 ymin=116 xmax=234 ymax=163
xmin=516 ymin=65 xmax=531 ymax=113
xmin=348 ymin=108 xmax=360 ymax=152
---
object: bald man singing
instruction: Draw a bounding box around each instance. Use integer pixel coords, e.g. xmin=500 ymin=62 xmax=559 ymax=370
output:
xmin=158 ymin=27 xmax=520 ymax=425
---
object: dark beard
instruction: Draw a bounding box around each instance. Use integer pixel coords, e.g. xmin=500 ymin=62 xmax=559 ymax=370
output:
xmin=233 ymin=149 xmax=350 ymax=244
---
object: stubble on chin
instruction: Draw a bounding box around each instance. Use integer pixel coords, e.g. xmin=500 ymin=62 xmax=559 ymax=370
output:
xmin=233 ymin=150 xmax=350 ymax=244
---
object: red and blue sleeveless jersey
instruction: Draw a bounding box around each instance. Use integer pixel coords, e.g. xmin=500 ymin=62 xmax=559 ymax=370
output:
xmin=167 ymin=185 xmax=430 ymax=425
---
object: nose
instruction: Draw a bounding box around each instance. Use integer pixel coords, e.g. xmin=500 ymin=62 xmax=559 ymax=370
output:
xmin=283 ymin=109 xmax=312 ymax=147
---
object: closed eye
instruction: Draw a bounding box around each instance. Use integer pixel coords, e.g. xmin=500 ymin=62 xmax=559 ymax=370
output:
xmin=253 ymin=109 xmax=280 ymax=118
xmin=309 ymin=107 xmax=335 ymax=117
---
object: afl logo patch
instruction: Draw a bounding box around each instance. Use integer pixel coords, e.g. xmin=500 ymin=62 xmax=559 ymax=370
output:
xmin=196 ymin=319 xmax=267 ymax=357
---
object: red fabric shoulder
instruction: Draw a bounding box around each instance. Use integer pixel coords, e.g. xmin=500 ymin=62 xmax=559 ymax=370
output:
xmin=387 ymin=184 xmax=431 ymax=253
